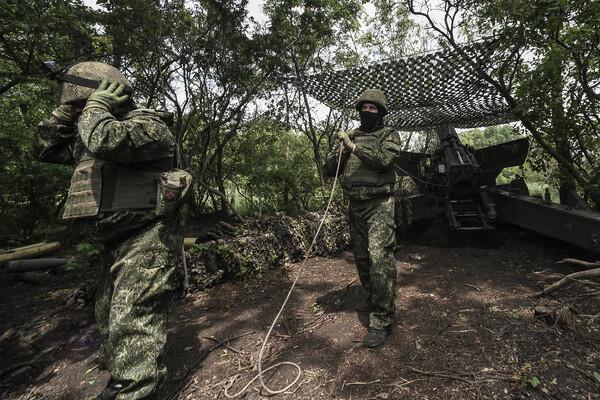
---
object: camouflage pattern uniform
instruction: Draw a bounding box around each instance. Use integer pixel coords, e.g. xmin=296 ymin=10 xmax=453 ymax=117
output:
xmin=324 ymin=91 xmax=401 ymax=332
xmin=34 ymin=96 xmax=182 ymax=399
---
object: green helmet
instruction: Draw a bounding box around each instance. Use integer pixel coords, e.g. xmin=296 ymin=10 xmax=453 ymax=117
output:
xmin=60 ymin=61 xmax=132 ymax=105
xmin=355 ymin=89 xmax=388 ymax=115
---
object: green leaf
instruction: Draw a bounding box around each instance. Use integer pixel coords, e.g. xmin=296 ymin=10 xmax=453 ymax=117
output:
xmin=527 ymin=376 xmax=541 ymax=388
xmin=593 ymin=372 xmax=600 ymax=384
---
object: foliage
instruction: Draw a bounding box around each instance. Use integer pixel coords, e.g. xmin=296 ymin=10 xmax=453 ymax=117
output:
xmin=0 ymin=82 xmax=71 ymax=241
xmin=404 ymin=0 xmax=600 ymax=209
xmin=223 ymin=117 xmax=323 ymax=215
xmin=0 ymin=1 xmax=100 ymax=240
xmin=0 ymin=0 xmax=99 ymax=94
xmin=459 ymin=125 xmax=558 ymax=198
xmin=526 ymin=376 xmax=541 ymax=389
xmin=459 ymin=125 xmax=521 ymax=149
xmin=6 ymin=0 xmax=596 ymax=238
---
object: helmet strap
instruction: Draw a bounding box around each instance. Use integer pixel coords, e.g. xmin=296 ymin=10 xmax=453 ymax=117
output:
xmin=60 ymin=73 xmax=133 ymax=94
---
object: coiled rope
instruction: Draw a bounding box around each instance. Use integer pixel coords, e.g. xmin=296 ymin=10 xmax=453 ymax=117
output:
xmin=224 ymin=146 xmax=344 ymax=397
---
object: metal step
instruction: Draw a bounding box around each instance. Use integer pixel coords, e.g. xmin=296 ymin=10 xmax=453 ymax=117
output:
xmin=447 ymin=197 xmax=490 ymax=230
xmin=456 ymin=226 xmax=486 ymax=231
xmin=454 ymin=212 xmax=479 ymax=217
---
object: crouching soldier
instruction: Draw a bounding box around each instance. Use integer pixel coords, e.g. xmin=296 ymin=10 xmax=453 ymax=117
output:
xmin=33 ymin=61 xmax=190 ymax=399
xmin=324 ymin=89 xmax=401 ymax=348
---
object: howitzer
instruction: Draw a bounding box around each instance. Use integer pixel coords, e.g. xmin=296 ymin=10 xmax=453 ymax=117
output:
xmin=395 ymin=125 xmax=600 ymax=253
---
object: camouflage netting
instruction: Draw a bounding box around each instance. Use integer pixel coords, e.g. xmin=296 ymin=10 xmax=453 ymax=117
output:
xmin=292 ymin=42 xmax=517 ymax=130
xmin=185 ymin=205 xmax=350 ymax=292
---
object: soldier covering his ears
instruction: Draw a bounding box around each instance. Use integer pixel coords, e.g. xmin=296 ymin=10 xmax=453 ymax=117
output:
xmin=324 ymin=89 xmax=401 ymax=348
xmin=33 ymin=61 xmax=190 ymax=400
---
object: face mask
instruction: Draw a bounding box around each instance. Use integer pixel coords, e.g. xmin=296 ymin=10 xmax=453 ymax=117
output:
xmin=359 ymin=110 xmax=380 ymax=131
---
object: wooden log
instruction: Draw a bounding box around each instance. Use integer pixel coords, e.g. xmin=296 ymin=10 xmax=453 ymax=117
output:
xmin=0 ymin=242 xmax=61 ymax=265
xmin=5 ymin=258 xmax=71 ymax=273
xmin=0 ymin=241 xmax=51 ymax=255
xmin=183 ymin=238 xmax=198 ymax=249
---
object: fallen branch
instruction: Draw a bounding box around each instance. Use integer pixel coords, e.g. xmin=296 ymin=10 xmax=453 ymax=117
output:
xmin=405 ymin=366 xmax=472 ymax=384
xmin=404 ymin=365 xmax=519 ymax=384
xmin=534 ymin=267 xmax=600 ymax=297
xmin=464 ymin=284 xmax=481 ymax=291
xmin=342 ymin=379 xmax=381 ymax=390
xmin=563 ymin=362 xmax=600 ymax=384
xmin=557 ymin=258 xmax=600 ymax=268
xmin=201 ymin=336 xmax=242 ymax=354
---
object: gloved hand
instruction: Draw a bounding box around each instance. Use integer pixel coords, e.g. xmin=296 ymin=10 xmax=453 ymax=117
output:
xmin=52 ymin=104 xmax=79 ymax=124
xmin=336 ymin=130 xmax=356 ymax=152
xmin=84 ymin=79 xmax=129 ymax=113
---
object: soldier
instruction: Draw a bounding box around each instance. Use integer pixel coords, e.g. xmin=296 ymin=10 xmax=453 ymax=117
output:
xmin=324 ymin=89 xmax=401 ymax=348
xmin=32 ymin=61 xmax=189 ymax=399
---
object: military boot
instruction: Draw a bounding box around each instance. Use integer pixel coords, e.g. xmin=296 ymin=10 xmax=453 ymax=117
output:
xmin=362 ymin=327 xmax=390 ymax=348
xmin=95 ymin=380 xmax=124 ymax=400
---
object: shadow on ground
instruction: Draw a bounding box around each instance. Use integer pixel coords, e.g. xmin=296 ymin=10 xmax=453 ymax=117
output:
xmin=1 ymin=225 xmax=599 ymax=399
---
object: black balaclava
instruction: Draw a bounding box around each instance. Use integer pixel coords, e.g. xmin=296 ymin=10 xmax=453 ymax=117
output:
xmin=359 ymin=109 xmax=384 ymax=132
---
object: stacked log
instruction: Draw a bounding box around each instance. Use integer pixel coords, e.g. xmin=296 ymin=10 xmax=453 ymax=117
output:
xmin=0 ymin=242 xmax=61 ymax=265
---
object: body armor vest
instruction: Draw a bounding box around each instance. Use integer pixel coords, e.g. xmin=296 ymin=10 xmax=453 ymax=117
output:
xmin=63 ymin=155 xmax=174 ymax=220
xmin=339 ymin=128 xmax=397 ymax=193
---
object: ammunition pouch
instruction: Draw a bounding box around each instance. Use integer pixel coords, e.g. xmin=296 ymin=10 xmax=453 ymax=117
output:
xmin=63 ymin=157 xmax=191 ymax=220
xmin=155 ymin=169 xmax=193 ymax=217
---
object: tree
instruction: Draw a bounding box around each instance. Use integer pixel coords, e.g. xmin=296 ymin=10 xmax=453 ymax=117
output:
xmin=404 ymin=0 xmax=600 ymax=209
xmin=0 ymin=0 xmax=98 ymax=95
xmin=223 ymin=116 xmax=323 ymax=215
xmin=263 ymin=0 xmax=364 ymax=186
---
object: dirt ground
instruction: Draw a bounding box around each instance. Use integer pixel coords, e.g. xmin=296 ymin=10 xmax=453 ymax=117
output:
xmin=1 ymin=226 xmax=599 ymax=400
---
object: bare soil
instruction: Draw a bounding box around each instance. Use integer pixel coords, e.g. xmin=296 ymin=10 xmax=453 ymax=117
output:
xmin=1 ymin=226 xmax=599 ymax=400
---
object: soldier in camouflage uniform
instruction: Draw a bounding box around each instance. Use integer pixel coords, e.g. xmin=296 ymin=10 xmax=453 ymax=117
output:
xmin=32 ymin=62 xmax=185 ymax=400
xmin=324 ymin=89 xmax=401 ymax=348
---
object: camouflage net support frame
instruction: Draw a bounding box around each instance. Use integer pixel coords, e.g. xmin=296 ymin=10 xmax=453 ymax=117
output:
xmin=293 ymin=42 xmax=517 ymax=130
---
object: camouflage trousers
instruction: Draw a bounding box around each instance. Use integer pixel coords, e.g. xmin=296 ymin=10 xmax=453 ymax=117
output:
xmin=95 ymin=216 xmax=183 ymax=400
xmin=348 ymin=195 xmax=397 ymax=331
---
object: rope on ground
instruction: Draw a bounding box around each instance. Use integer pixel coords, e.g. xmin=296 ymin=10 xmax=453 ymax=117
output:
xmin=223 ymin=146 xmax=345 ymax=398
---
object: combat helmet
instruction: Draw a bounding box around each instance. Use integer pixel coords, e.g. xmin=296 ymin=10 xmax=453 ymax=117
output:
xmin=355 ymin=89 xmax=388 ymax=116
xmin=60 ymin=61 xmax=132 ymax=105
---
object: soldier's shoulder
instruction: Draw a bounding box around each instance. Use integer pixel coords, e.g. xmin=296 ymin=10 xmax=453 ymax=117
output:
xmin=373 ymin=126 xmax=399 ymax=138
xmin=124 ymin=108 xmax=174 ymax=126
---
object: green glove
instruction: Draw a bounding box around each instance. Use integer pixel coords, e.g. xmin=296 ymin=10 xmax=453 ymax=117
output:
xmin=52 ymin=104 xmax=78 ymax=124
xmin=84 ymin=79 xmax=130 ymax=113
xmin=336 ymin=130 xmax=356 ymax=152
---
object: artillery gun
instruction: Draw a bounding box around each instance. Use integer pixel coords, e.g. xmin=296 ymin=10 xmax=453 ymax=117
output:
xmin=394 ymin=125 xmax=600 ymax=253
xmin=293 ymin=42 xmax=600 ymax=253
xmin=395 ymin=124 xmax=527 ymax=232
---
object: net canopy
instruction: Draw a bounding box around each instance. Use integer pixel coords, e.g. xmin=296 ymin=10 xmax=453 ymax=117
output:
xmin=293 ymin=43 xmax=517 ymax=131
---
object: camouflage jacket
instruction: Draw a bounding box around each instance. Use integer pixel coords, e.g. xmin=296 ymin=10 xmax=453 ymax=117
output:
xmin=33 ymin=106 xmax=178 ymax=241
xmin=33 ymin=107 xmax=176 ymax=165
xmin=324 ymin=127 xmax=401 ymax=200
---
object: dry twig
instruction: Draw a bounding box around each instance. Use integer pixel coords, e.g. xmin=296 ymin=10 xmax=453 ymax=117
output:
xmin=341 ymin=379 xmax=381 ymax=390
xmin=533 ymin=258 xmax=600 ymax=297
xmin=404 ymin=365 xmax=519 ymax=384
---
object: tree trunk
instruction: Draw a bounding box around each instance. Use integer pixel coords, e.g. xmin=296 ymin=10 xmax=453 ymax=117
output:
xmin=215 ymin=146 xmax=228 ymax=214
